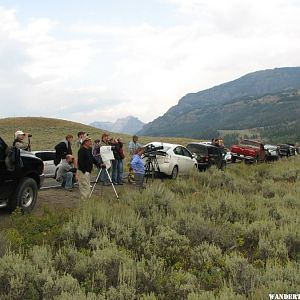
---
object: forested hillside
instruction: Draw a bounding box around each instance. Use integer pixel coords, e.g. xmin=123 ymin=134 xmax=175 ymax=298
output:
xmin=138 ymin=67 xmax=300 ymax=142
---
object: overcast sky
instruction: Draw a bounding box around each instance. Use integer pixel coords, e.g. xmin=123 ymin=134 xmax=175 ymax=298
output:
xmin=0 ymin=0 xmax=299 ymax=124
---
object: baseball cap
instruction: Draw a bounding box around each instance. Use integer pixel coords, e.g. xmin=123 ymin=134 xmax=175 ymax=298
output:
xmin=15 ymin=130 xmax=25 ymax=138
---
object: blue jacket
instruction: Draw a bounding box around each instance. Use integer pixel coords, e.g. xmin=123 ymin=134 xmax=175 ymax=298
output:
xmin=131 ymin=154 xmax=145 ymax=174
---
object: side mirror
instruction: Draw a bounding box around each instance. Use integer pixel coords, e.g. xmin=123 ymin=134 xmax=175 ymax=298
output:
xmin=192 ymin=153 xmax=197 ymax=158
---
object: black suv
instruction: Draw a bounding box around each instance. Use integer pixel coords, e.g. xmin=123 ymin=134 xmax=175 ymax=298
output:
xmin=186 ymin=143 xmax=226 ymax=171
xmin=0 ymin=137 xmax=44 ymax=212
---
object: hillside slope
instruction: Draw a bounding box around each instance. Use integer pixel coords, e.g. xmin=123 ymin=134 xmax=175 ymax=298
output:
xmin=0 ymin=117 xmax=198 ymax=151
xmin=0 ymin=117 xmax=130 ymax=150
xmin=138 ymin=67 xmax=300 ymax=139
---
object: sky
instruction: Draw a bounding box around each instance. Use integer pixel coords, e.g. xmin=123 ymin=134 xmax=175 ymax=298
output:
xmin=0 ymin=0 xmax=300 ymax=125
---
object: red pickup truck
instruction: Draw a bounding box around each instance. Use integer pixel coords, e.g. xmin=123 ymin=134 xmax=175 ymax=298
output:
xmin=230 ymin=139 xmax=265 ymax=163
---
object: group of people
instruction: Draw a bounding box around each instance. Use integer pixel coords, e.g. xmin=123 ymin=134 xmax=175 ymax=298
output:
xmin=13 ymin=130 xmax=146 ymax=200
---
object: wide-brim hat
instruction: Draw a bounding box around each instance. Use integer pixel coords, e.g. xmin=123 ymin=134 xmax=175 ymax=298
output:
xmin=82 ymin=136 xmax=92 ymax=144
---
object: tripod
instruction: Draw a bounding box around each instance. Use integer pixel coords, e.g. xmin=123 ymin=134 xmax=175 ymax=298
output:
xmin=89 ymin=167 xmax=119 ymax=199
xmin=144 ymin=155 xmax=162 ymax=183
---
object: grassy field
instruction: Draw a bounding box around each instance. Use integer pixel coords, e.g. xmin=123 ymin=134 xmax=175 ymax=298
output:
xmin=0 ymin=117 xmax=299 ymax=299
xmin=0 ymin=117 xmax=200 ymax=151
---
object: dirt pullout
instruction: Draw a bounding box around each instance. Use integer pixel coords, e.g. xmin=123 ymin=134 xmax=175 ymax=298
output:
xmin=0 ymin=183 xmax=135 ymax=228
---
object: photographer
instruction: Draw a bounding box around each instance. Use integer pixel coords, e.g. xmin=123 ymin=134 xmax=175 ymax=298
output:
xmin=78 ymin=136 xmax=103 ymax=200
xmin=56 ymin=155 xmax=77 ymax=191
xmin=13 ymin=130 xmax=31 ymax=151
xmin=131 ymin=147 xmax=145 ymax=191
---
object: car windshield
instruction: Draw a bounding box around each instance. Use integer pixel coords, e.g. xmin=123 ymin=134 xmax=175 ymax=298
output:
xmin=187 ymin=144 xmax=207 ymax=155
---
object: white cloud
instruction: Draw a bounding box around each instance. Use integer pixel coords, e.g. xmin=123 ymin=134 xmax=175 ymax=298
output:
xmin=0 ymin=1 xmax=300 ymax=124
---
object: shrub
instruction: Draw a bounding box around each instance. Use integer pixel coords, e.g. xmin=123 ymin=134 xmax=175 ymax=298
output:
xmin=150 ymin=225 xmax=190 ymax=265
xmin=224 ymin=253 xmax=259 ymax=296
xmin=188 ymin=242 xmax=225 ymax=290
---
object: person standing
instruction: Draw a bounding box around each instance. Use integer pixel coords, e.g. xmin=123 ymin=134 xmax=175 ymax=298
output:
xmin=54 ymin=134 xmax=73 ymax=166
xmin=13 ymin=130 xmax=31 ymax=151
xmin=77 ymin=136 xmax=102 ymax=200
xmin=111 ymin=138 xmax=124 ymax=185
xmin=56 ymin=155 xmax=77 ymax=191
xmin=100 ymin=133 xmax=111 ymax=185
xmin=128 ymin=135 xmax=142 ymax=159
xmin=131 ymin=147 xmax=145 ymax=191
xmin=117 ymin=138 xmax=125 ymax=185
xmin=92 ymin=139 xmax=101 ymax=162
xmin=76 ymin=132 xmax=88 ymax=148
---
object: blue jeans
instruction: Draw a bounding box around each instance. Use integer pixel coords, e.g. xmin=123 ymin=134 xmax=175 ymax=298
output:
xmin=100 ymin=166 xmax=110 ymax=183
xmin=62 ymin=172 xmax=74 ymax=189
xmin=112 ymin=159 xmax=123 ymax=184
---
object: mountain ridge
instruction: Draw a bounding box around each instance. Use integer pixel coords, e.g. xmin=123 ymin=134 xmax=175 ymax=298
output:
xmin=90 ymin=116 xmax=145 ymax=135
xmin=138 ymin=67 xmax=300 ymax=140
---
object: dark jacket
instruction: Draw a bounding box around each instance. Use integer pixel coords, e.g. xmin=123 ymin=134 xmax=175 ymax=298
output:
xmin=54 ymin=139 xmax=72 ymax=165
xmin=78 ymin=147 xmax=102 ymax=173
xmin=112 ymin=143 xmax=121 ymax=160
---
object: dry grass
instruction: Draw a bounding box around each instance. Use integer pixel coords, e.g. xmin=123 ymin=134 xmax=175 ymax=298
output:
xmin=0 ymin=117 xmax=200 ymax=151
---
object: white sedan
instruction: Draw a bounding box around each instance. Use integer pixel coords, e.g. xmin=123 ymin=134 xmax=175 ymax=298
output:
xmin=142 ymin=142 xmax=198 ymax=179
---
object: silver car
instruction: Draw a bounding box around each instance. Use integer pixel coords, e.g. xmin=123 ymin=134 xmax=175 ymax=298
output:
xmin=31 ymin=150 xmax=59 ymax=178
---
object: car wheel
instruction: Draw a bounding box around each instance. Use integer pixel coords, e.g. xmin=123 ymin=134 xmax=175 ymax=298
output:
xmin=170 ymin=166 xmax=178 ymax=179
xmin=9 ymin=177 xmax=38 ymax=213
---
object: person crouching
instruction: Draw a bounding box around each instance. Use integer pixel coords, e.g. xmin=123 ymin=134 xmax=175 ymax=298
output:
xmin=77 ymin=136 xmax=102 ymax=200
xmin=56 ymin=155 xmax=77 ymax=191
xmin=131 ymin=147 xmax=145 ymax=191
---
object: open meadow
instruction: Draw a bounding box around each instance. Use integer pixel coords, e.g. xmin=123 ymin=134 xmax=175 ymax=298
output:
xmin=0 ymin=134 xmax=299 ymax=299
xmin=0 ymin=117 xmax=198 ymax=152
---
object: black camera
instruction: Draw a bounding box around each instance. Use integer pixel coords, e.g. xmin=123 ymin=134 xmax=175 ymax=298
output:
xmin=28 ymin=134 xmax=32 ymax=138
xmin=143 ymin=144 xmax=165 ymax=157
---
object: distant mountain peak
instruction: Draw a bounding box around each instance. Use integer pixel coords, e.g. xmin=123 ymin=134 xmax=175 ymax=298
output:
xmin=90 ymin=116 xmax=145 ymax=135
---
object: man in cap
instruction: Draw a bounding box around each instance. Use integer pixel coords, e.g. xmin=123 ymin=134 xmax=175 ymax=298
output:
xmin=13 ymin=130 xmax=31 ymax=151
xmin=77 ymin=136 xmax=103 ymax=200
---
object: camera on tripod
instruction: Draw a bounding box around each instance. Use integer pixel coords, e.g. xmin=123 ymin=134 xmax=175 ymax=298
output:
xmin=143 ymin=144 xmax=164 ymax=157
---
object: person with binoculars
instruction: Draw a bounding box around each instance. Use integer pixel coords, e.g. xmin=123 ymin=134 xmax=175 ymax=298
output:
xmin=13 ymin=130 xmax=32 ymax=151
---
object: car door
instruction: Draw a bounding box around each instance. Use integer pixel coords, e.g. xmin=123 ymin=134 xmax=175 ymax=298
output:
xmin=181 ymin=146 xmax=196 ymax=172
xmin=172 ymin=146 xmax=185 ymax=173
xmin=34 ymin=151 xmax=56 ymax=178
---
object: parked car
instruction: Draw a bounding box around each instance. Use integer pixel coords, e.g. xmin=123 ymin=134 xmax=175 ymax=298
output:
xmin=0 ymin=137 xmax=44 ymax=212
xmin=31 ymin=150 xmax=59 ymax=178
xmin=186 ymin=142 xmax=226 ymax=171
xmin=142 ymin=142 xmax=198 ymax=179
xmin=224 ymin=150 xmax=232 ymax=162
xmin=286 ymin=144 xmax=297 ymax=156
xmin=277 ymin=144 xmax=296 ymax=157
xmin=264 ymin=144 xmax=279 ymax=161
xmin=230 ymin=139 xmax=265 ymax=163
